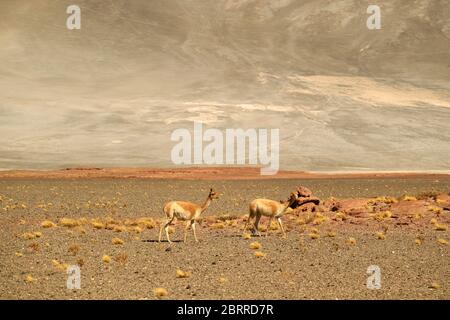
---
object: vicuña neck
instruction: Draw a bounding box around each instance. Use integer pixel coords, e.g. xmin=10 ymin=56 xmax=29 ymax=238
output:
xmin=201 ymin=196 xmax=212 ymax=213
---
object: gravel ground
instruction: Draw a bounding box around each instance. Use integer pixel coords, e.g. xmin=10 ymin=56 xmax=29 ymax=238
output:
xmin=0 ymin=178 xmax=449 ymax=299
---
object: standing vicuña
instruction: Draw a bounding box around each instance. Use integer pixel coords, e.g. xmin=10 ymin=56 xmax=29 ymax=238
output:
xmin=244 ymin=192 xmax=297 ymax=238
xmin=159 ymin=188 xmax=219 ymax=244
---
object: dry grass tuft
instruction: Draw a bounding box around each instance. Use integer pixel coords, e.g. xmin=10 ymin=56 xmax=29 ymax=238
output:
xmin=114 ymin=253 xmax=128 ymax=264
xmin=59 ymin=218 xmax=79 ymax=228
xmin=375 ymin=232 xmax=386 ymax=240
xmin=176 ymin=269 xmax=191 ymax=278
xmin=346 ymin=237 xmax=357 ymax=246
xmin=415 ymin=238 xmax=422 ymax=245
xmin=399 ymin=195 xmax=417 ymax=201
xmin=25 ymin=274 xmax=36 ymax=283
xmin=429 ymin=282 xmax=440 ymax=289
xmin=153 ymin=287 xmax=168 ymax=299
xmin=28 ymin=242 xmax=40 ymax=252
xmin=137 ymin=218 xmax=156 ymax=229
xmin=249 ymin=241 xmax=262 ymax=249
xmin=219 ymin=277 xmax=228 ymax=284
xmin=77 ymin=258 xmax=85 ymax=267
xmin=91 ymin=221 xmax=105 ymax=229
xmin=168 ymin=226 xmax=176 ymax=234
xmin=242 ymin=233 xmax=252 ymax=240
xmin=369 ymin=196 xmax=397 ymax=204
xmin=211 ymin=222 xmax=226 ymax=229
xmin=437 ymin=239 xmax=448 ymax=245
xmin=434 ymin=224 xmax=448 ymax=231
xmin=111 ymin=237 xmax=124 ymax=245
xmin=68 ymin=244 xmax=81 ymax=255
xmin=335 ymin=212 xmax=347 ymax=221
xmin=428 ymin=206 xmax=442 ymax=215
xmin=309 ymin=233 xmax=320 ymax=239
xmin=372 ymin=211 xmax=392 ymax=222
xmin=21 ymin=232 xmax=41 ymax=240
xmin=113 ymin=225 xmax=127 ymax=233
xmin=312 ymin=213 xmax=329 ymax=225
xmin=102 ymin=255 xmax=111 ymax=264
xmin=41 ymin=220 xmax=56 ymax=228
xmin=130 ymin=226 xmax=143 ymax=233
xmin=327 ymin=231 xmax=336 ymax=237
xmin=52 ymin=259 xmax=69 ymax=272
xmin=254 ymin=251 xmax=266 ymax=258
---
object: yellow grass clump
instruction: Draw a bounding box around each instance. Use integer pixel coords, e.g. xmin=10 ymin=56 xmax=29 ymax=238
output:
xmin=430 ymin=218 xmax=438 ymax=225
xmin=91 ymin=221 xmax=105 ymax=229
xmin=434 ymin=224 xmax=448 ymax=231
xmin=52 ymin=259 xmax=69 ymax=272
xmin=130 ymin=226 xmax=143 ymax=234
xmin=254 ymin=251 xmax=266 ymax=258
xmin=168 ymin=226 xmax=176 ymax=234
xmin=428 ymin=206 xmax=442 ymax=215
xmin=296 ymin=218 xmax=306 ymax=225
xmin=372 ymin=211 xmax=392 ymax=222
xmin=437 ymin=239 xmax=448 ymax=245
xmin=309 ymin=233 xmax=320 ymax=239
xmin=335 ymin=212 xmax=347 ymax=221
xmin=59 ymin=218 xmax=79 ymax=228
xmin=415 ymin=238 xmax=422 ymax=245
xmin=249 ymin=241 xmax=262 ymax=249
xmin=312 ymin=213 xmax=329 ymax=225
xmin=153 ymin=287 xmax=168 ymax=299
xmin=211 ymin=222 xmax=226 ymax=229
xmin=137 ymin=218 xmax=156 ymax=229
xmin=112 ymin=237 xmax=124 ymax=245
xmin=347 ymin=237 xmax=357 ymax=246
xmin=176 ymin=269 xmax=191 ymax=278
xmin=374 ymin=196 xmax=397 ymax=204
xmin=102 ymin=255 xmax=111 ymax=264
xmin=41 ymin=220 xmax=56 ymax=228
xmin=400 ymin=195 xmax=417 ymax=201
xmin=25 ymin=274 xmax=36 ymax=283
xmin=375 ymin=232 xmax=386 ymax=240
xmin=269 ymin=220 xmax=279 ymax=230
xmin=258 ymin=225 xmax=268 ymax=232
xmin=218 ymin=277 xmax=228 ymax=284
xmin=242 ymin=233 xmax=252 ymax=240
xmin=429 ymin=282 xmax=440 ymax=289
xmin=327 ymin=231 xmax=336 ymax=237
xmin=15 ymin=252 xmax=23 ymax=257
xmin=21 ymin=232 xmax=37 ymax=240
xmin=113 ymin=225 xmax=127 ymax=233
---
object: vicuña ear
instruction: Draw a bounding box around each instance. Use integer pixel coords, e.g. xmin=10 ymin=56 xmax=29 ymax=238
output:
xmin=210 ymin=188 xmax=213 ymax=192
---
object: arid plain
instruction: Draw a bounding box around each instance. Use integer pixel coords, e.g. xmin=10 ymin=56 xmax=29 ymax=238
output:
xmin=0 ymin=170 xmax=449 ymax=299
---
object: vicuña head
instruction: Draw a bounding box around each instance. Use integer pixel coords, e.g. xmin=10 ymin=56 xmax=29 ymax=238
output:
xmin=159 ymin=188 xmax=219 ymax=244
xmin=244 ymin=191 xmax=298 ymax=238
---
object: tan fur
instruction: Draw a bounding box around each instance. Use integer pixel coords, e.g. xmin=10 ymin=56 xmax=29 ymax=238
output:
xmin=244 ymin=193 xmax=297 ymax=238
xmin=159 ymin=189 xmax=219 ymax=244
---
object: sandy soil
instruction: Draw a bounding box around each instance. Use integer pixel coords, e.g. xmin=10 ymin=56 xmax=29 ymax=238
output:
xmin=0 ymin=177 xmax=449 ymax=299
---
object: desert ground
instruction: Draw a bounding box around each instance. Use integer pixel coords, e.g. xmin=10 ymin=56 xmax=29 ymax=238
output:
xmin=0 ymin=171 xmax=449 ymax=300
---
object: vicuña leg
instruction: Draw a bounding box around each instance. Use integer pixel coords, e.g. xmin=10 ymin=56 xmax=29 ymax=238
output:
xmin=184 ymin=220 xmax=191 ymax=243
xmin=254 ymin=214 xmax=262 ymax=236
xmin=266 ymin=217 xmax=273 ymax=237
xmin=191 ymin=221 xmax=199 ymax=242
xmin=277 ymin=217 xmax=286 ymax=238
xmin=162 ymin=218 xmax=174 ymax=244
